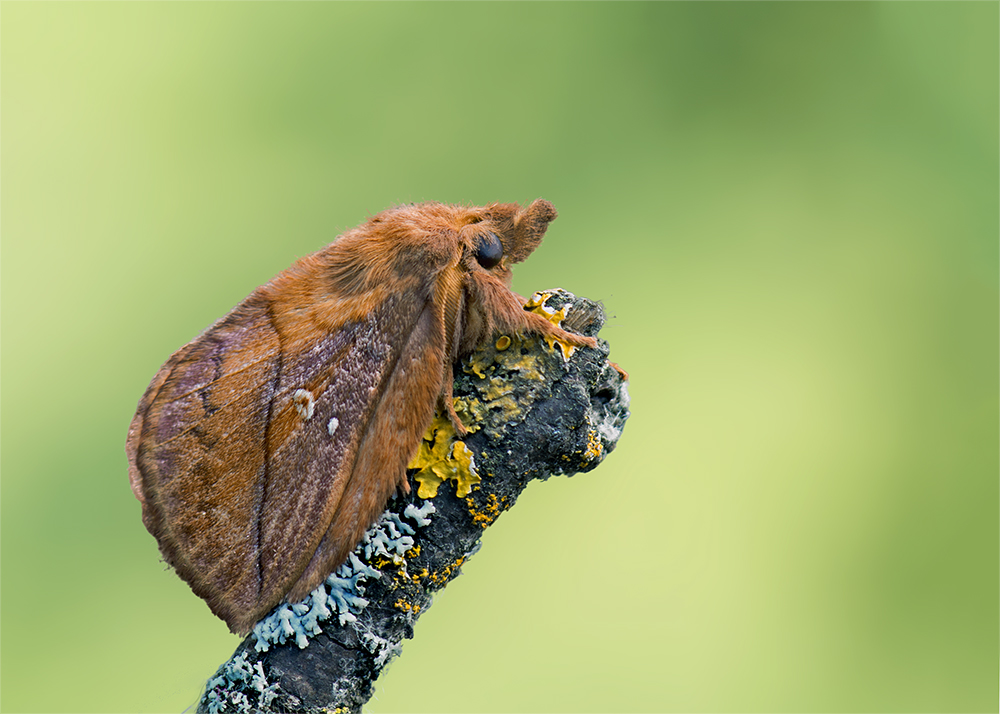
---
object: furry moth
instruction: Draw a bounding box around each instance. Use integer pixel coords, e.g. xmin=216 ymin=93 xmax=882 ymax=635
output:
xmin=126 ymin=199 xmax=597 ymax=634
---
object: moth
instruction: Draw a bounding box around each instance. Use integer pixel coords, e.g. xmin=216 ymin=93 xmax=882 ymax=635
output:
xmin=126 ymin=199 xmax=597 ymax=634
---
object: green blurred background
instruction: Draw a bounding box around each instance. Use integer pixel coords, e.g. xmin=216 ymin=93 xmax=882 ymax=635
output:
xmin=2 ymin=3 xmax=996 ymax=712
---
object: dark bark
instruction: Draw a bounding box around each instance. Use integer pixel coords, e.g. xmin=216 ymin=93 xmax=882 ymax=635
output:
xmin=198 ymin=290 xmax=630 ymax=714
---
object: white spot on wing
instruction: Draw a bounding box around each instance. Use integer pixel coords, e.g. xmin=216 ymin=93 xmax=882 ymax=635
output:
xmin=327 ymin=416 xmax=340 ymax=436
xmin=292 ymin=389 xmax=315 ymax=421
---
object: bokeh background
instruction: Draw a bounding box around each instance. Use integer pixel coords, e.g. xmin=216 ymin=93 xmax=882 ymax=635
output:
xmin=2 ymin=3 xmax=996 ymax=712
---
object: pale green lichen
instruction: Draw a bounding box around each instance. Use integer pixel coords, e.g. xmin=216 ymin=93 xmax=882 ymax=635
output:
xmin=251 ymin=501 xmax=436 ymax=652
xmin=204 ymin=652 xmax=279 ymax=714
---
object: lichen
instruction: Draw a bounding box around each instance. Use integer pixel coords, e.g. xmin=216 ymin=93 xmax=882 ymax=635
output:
xmin=409 ymin=413 xmax=480 ymax=498
xmin=584 ymin=428 xmax=603 ymax=462
xmin=403 ymin=502 xmax=435 ymax=527
xmin=357 ymin=621 xmax=403 ymax=668
xmin=204 ymin=652 xmax=280 ymax=714
xmin=251 ymin=501 xmax=435 ymax=652
xmin=524 ymin=290 xmax=579 ymax=360
xmin=459 ymin=291 xmax=584 ymax=429
xmin=452 ymin=396 xmax=486 ymax=433
xmin=425 ymin=555 xmax=467 ymax=586
xmin=393 ymin=598 xmax=422 ymax=613
xmin=463 ymin=292 xmax=577 ymax=384
xmin=465 ymin=491 xmax=507 ymax=529
xmin=465 ymin=350 xmax=493 ymax=379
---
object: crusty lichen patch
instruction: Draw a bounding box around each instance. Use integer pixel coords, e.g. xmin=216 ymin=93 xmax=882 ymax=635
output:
xmin=426 ymin=555 xmax=466 ymax=586
xmin=409 ymin=413 xmax=480 ymax=498
xmin=584 ymin=428 xmax=603 ymax=462
xmin=393 ymin=598 xmax=421 ymax=614
xmin=452 ymin=396 xmax=485 ymax=434
xmin=466 ymin=491 xmax=508 ymax=529
xmin=465 ymin=291 xmax=579 ymax=381
xmin=461 ymin=330 xmax=541 ymax=424
xmin=411 ymin=291 xmax=593 ymax=499
xmin=455 ymin=290 xmax=599 ymax=451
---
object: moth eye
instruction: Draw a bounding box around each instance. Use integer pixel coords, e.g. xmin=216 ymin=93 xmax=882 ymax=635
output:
xmin=474 ymin=233 xmax=503 ymax=270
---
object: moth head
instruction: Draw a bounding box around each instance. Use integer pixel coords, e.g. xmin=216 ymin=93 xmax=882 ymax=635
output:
xmin=473 ymin=199 xmax=557 ymax=263
xmin=324 ymin=199 xmax=561 ymax=356
xmin=332 ymin=200 xmax=557 ymax=298
xmin=458 ymin=199 xmax=558 ymax=280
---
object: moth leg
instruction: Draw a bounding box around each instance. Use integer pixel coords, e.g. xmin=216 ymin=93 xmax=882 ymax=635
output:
xmin=523 ymin=311 xmax=599 ymax=350
xmin=440 ymin=377 xmax=469 ymax=437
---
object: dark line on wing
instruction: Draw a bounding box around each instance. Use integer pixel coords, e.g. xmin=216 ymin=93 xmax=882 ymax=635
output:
xmin=198 ymin=349 xmax=225 ymax=417
xmin=150 ymin=387 xmax=265 ymax=449
xmin=163 ymin=352 xmax=277 ymax=404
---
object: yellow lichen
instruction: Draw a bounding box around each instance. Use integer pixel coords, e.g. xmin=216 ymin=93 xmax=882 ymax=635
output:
xmin=459 ymin=332 xmax=549 ymax=425
xmin=450 ymin=442 xmax=478 ymax=497
xmin=522 ymin=291 xmax=549 ymax=313
xmin=427 ymin=556 xmax=466 ymax=585
xmin=409 ymin=413 xmax=481 ymax=499
xmin=424 ymin=291 xmax=589 ymax=501
xmin=501 ymin=338 xmax=546 ymax=374
xmin=391 ymin=560 xmax=430 ymax=586
xmin=525 ymin=291 xmax=578 ymax=360
xmin=482 ymin=380 xmax=515 ymax=401
xmin=452 ymin=396 xmax=485 ymax=434
xmin=393 ymin=598 xmax=422 ymax=613
xmin=466 ymin=491 xmax=507 ymax=529
xmin=466 ymin=350 xmax=493 ymax=379
xmin=484 ymin=394 xmax=522 ymax=423
xmin=585 ymin=429 xmax=603 ymax=461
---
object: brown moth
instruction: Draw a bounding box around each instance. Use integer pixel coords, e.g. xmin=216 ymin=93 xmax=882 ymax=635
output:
xmin=126 ymin=199 xmax=597 ymax=634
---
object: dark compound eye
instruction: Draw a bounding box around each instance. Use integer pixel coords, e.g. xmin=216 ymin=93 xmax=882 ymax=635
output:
xmin=474 ymin=232 xmax=503 ymax=269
